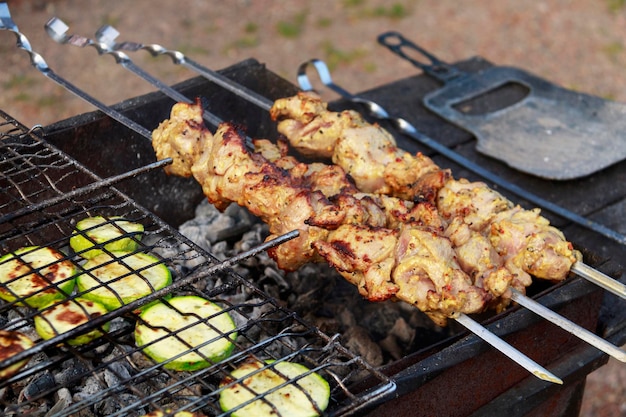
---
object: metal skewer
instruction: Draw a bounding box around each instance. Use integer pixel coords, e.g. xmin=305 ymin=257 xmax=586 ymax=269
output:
xmin=0 ymin=4 xmax=152 ymax=139
xmin=95 ymin=25 xmax=626 ymax=253
xmin=571 ymin=262 xmax=626 ymax=300
xmin=44 ymin=17 xmax=225 ymax=131
xmin=510 ymin=289 xmax=626 ymax=363
xmin=455 ymin=313 xmax=562 ymax=384
xmin=94 ymin=25 xmax=274 ymax=112
xmin=99 ymin=27 xmax=626 ymax=254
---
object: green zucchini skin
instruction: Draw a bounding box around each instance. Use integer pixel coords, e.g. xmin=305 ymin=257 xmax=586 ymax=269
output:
xmin=70 ymin=216 xmax=144 ymax=259
xmin=219 ymin=360 xmax=330 ymax=417
xmin=34 ymin=297 xmax=110 ymax=346
xmin=0 ymin=330 xmax=34 ymax=379
xmin=0 ymin=246 xmax=77 ymax=308
xmin=77 ymin=251 xmax=172 ymax=311
xmin=135 ymin=295 xmax=237 ymax=371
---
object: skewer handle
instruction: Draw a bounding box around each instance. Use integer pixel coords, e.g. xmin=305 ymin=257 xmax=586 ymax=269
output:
xmin=572 ymin=262 xmax=626 ymax=300
xmin=454 ymin=313 xmax=563 ymax=384
xmin=510 ymin=289 xmax=626 ymax=363
xmin=94 ymin=25 xmax=275 ymax=112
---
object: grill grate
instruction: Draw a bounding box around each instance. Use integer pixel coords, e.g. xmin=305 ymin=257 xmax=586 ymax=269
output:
xmin=0 ymin=110 xmax=394 ymax=416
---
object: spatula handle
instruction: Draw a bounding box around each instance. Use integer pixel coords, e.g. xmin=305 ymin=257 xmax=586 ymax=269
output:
xmin=377 ymin=31 xmax=463 ymax=83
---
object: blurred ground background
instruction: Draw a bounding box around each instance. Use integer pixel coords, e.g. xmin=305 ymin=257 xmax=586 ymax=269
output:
xmin=0 ymin=1 xmax=625 ymax=415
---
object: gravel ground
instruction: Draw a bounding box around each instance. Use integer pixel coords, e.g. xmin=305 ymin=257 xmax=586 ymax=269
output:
xmin=1 ymin=1 xmax=625 ymax=415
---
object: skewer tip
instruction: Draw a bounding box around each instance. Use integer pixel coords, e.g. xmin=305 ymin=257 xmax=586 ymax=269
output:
xmin=533 ymin=370 xmax=563 ymax=385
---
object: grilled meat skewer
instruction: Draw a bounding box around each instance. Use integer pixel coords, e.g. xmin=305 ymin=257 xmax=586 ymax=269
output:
xmin=270 ymin=92 xmax=582 ymax=288
xmin=152 ymin=100 xmax=490 ymax=325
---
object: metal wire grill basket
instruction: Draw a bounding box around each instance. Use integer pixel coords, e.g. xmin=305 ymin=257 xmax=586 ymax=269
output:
xmin=0 ymin=110 xmax=395 ymax=417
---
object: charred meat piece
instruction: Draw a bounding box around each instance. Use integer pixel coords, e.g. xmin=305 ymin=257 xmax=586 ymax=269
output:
xmin=271 ymin=91 xmax=450 ymax=201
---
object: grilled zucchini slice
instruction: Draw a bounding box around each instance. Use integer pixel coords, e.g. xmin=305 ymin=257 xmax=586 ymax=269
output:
xmin=219 ymin=360 xmax=330 ymax=417
xmin=70 ymin=216 xmax=144 ymax=259
xmin=0 ymin=246 xmax=76 ymax=308
xmin=77 ymin=252 xmax=172 ymax=311
xmin=34 ymin=297 xmax=109 ymax=345
xmin=135 ymin=295 xmax=236 ymax=371
xmin=0 ymin=330 xmax=34 ymax=380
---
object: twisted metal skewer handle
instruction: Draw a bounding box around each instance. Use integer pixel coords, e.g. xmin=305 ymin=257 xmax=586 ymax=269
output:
xmin=95 ymin=25 xmax=274 ymax=112
xmin=0 ymin=5 xmax=152 ymax=139
xmin=45 ymin=17 xmax=225 ymax=130
xmin=0 ymin=4 xmax=48 ymax=72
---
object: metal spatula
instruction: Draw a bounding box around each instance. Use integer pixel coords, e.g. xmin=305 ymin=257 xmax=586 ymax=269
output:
xmin=378 ymin=32 xmax=626 ymax=180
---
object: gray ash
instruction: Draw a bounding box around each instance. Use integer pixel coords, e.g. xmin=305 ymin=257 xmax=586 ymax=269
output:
xmin=177 ymin=200 xmax=452 ymax=367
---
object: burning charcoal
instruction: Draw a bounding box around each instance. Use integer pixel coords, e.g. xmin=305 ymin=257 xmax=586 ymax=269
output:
xmin=342 ymin=325 xmax=383 ymax=367
xmin=210 ymin=241 xmax=229 ymax=258
xmin=258 ymin=267 xmax=291 ymax=297
xmin=234 ymin=224 xmax=268 ymax=253
xmin=21 ymin=371 xmax=55 ymax=401
xmin=50 ymin=388 xmax=72 ymax=414
xmin=54 ymin=359 xmax=90 ymax=388
xmin=379 ymin=317 xmax=416 ymax=361
xmin=94 ymin=393 xmax=140 ymax=416
xmin=104 ymin=362 xmax=131 ymax=388
xmin=73 ymin=375 xmax=105 ymax=404
xmin=130 ymin=350 xmax=158 ymax=369
xmin=179 ymin=201 xmax=253 ymax=250
xmin=179 ymin=222 xmax=214 ymax=252
xmin=360 ymin=302 xmax=401 ymax=341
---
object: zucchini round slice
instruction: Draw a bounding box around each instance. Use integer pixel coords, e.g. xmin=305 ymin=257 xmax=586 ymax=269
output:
xmin=77 ymin=252 xmax=172 ymax=311
xmin=70 ymin=216 xmax=144 ymax=259
xmin=0 ymin=246 xmax=76 ymax=308
xmin=0 ymin=330 xmax=34 ymax=379
xmin=135 ymin=295 xmax=236 ymax=371
xmin=34 ymin=297 xmax=109 ymax=345
xmin=219 ymin=360 xmax=330 ymax=417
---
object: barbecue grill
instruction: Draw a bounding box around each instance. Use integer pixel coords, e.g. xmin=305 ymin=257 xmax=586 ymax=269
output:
xmin=1 ymin=4 xmax=625 ymax=416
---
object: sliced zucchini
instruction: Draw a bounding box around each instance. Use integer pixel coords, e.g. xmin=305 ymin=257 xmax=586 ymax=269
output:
xmin=219 ymin=360 xmax=330 ymax=417
xmin=70 ymin=216 xmax=144 ymax=259
xmin=135 ymin=295 xmax=237 ymax=371
xmin=139 ymin=410 xmax=207 ymax=417
xmin=0 ymin=330 xmax=34 ymax=380
xmin=0 ymin=246 xmax=77 ymax=308
xmin=34 ymin=297 xmax=109 ymax=345
xmin=77 ymin=252 xmax=172 ymax=311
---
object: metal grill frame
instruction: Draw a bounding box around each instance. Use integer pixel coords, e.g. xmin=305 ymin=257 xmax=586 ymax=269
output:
xmin=0 ymin=110 xmax=395 ymax=417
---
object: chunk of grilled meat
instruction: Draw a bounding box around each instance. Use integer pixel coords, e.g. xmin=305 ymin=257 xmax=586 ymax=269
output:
xmin=315 ymin=223 xmax=487 ymax=326
xmin=270 ymin=93 xmax=581 ymax=285
xmin=438 ymin=179 xmax=581 ymax=283
xmin=270 ymin=91 xmax=450 ymax=201
xmin=253 ymin=137 xmax=358 ymax=198
xmin=153 ymin=101 xmax=490 ymax=324
xmin=153 ymin=97 xmax=212 ymax=178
